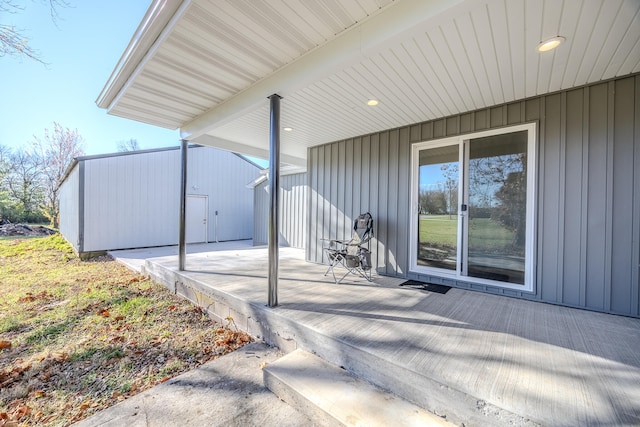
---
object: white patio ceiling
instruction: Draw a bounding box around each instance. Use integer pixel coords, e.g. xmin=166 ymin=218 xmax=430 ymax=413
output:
xmin=97 ymin=0 xmax=640 ymax=166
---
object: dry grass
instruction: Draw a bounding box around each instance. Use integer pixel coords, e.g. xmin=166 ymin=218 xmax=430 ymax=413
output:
xmin=0 ymin=235 xmax=251 ymax=426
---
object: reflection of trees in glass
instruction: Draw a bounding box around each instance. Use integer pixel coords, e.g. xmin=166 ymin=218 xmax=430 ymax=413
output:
xmin=494 ymin=156 xmax=527 ymax=247
xmin=441 ymin=163 xmax=458 ymax=219
xmin=419 ymin=188 xmax=447 ymax=214
xmin=418 ymin=162 xmax=458 ymax=216
xmin=469 ymin=153 xmax=526 ymax=249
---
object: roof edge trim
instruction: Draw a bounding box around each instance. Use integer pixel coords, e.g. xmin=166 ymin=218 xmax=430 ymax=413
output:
xmin=96 ymin=0 xmax=185 ymax=109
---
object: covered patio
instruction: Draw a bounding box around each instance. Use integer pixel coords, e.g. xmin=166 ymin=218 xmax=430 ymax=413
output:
xmin=97 ymin=0 xmax=640 ymax=424
xmin=112 ymin=242 xmax=640 ymax=426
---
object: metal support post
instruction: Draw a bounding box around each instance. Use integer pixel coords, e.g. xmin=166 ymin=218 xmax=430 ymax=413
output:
xmin=268 ymin=94 xmax=282 ymax=307
xmin=178 ymin=139 xmax=188 ymax=271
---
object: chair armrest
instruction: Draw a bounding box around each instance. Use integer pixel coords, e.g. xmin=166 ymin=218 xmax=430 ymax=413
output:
xmin=321 ymin=238 xmax=350 ymax=250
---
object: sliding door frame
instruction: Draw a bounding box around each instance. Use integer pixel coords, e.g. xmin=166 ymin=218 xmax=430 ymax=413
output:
xmin=409 ymin=122 xmax=538 ymax=292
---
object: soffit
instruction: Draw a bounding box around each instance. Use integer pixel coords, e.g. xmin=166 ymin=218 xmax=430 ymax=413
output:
xmin=102 ymin=0 xmax=640 ymax=165
xmin=105 ymin=0 xmax=395 ymax=129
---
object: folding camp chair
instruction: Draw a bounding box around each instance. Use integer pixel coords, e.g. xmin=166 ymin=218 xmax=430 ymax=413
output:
xmin=323 ymin=212 xmax=374 ymax=284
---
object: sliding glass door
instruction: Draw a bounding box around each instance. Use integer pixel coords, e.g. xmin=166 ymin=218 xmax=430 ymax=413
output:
xmin=410 ymin=124 xmax=536 ymax=291
xmin=417 ymin=144 xmax=459 ymax=271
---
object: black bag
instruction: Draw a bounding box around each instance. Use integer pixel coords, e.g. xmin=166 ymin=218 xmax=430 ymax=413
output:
xmin=359 ymin=248 xmax=372 ymax=271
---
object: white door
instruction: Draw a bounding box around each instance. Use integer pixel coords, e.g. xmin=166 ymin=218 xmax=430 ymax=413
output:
xmin=186 ymin=195 xmax=207 ymax=244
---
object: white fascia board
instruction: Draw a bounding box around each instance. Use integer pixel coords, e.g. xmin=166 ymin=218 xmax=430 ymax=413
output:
xmin=193 ymin=134 xmax=307 ymax=168
xmin=180 ymin=0 xmax=465 ymax=140
xmin=246 ymin=175 xmax=268 ymax=189
xmin=96 ymin=0 xmax=189 ymax=110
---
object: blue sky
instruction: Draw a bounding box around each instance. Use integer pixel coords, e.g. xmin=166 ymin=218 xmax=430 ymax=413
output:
xmin=0 ymin=1 xmax=180 ymax=156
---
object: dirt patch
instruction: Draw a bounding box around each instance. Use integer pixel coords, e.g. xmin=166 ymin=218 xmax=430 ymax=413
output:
xmin=0 ymin=223 xmax=57 ymax=237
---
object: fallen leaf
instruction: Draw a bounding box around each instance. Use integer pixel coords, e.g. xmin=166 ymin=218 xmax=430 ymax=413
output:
xmin=159 ymin=376 xmax=170 ymax=383
xmin=18 ymin=294 xmax=35 ymax=303
xmin=0 ymin=341 xmax=11 ymax=350
xmin=11 ymin=404 xmax=30 ymax=419
xmin=259 ymin=362 xmax=268 ymax=370
xmin=51 ymin=352 xmax=68 ymax=363
xmin=33 ymin=390 xmax=45 ymax=398
xmin=97 ymin=309 xmax=110 ymax=317
xmin=168 ymin=305 xmax=176 ymax=311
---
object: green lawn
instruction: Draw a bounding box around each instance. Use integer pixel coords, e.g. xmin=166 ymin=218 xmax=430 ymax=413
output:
xmin=419 ymin=215 xmax=516 ymax=251
xmin=418 ymin=215 xmax=457 ymax=247
xmin=0 ymin=235 xmax=251 ymax=426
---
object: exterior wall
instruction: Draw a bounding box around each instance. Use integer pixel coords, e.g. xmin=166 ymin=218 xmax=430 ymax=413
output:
xmin=58 ymin=162 xmax=80 ymax=252
xmin=308 ymin=74 xmax=640 ymax=317
xmin=254 ymin=172 xmax=307 ymax=248
xmin=79 ymin=146 xmax=259 ymax=252
xmin=187 ymin=148 xmax=258 ymax=242
xmin=83 ymin=149 xmax=180 ymax=251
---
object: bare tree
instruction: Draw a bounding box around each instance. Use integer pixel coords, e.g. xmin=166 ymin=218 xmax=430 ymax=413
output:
xmin=32 ymin=122 xmax=84 ymax=227
xmin=0 ymin=145 xmax=13 ymax=221
xmin=117 ymin=138 xmax=140 ymax=152
xmin=0 ymin=144 xmax=10 ymax=175
xmin=4 ymin=148 xmax=43 ymax=221
xmin=0 ymin=0 xmax=70 ymax=63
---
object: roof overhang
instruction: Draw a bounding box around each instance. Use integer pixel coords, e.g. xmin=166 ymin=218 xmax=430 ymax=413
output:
xmin=98 ymin=0 xmax=640 ymax=166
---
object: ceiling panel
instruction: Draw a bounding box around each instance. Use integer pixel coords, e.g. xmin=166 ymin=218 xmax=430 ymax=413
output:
xmin=103 ymin=0 xmax=640 ymax=163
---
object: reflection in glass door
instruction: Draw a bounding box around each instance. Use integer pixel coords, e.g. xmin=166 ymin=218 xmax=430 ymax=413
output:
xmin=465 ymin=131 xmax=528 ymax=284
xmin=417 ymin=145 xmax=459 ymax=270
xmin=411 ymin=124 xmax=535 ymax=291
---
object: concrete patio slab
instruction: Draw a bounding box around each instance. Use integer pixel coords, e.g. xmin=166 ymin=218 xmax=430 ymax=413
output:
xmin=109 ymin=243 xmax=640 ymax=426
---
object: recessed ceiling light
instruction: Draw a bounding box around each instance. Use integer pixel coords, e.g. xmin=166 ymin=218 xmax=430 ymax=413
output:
xmin=283 ymin=127 xmax=293 ymax=131
xmin=367 ymin=99 xmax=379 ymax=106
xmin=537 ymin=36 xmax=565 ymax=52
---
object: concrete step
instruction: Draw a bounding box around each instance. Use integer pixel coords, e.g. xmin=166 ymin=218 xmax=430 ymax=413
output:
xmin=263 ymin=349 xmax=453 ymax=427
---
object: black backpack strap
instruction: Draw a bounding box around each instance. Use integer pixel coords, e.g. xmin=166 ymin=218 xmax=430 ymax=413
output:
xmin=354 ymin=212 xmax=374 ymax=238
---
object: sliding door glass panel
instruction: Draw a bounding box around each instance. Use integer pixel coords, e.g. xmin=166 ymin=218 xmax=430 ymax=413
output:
xmin=417 ymin=145 xmax=459 ymax=270
xmin=466 ymin=131 xmax=527 ymax=284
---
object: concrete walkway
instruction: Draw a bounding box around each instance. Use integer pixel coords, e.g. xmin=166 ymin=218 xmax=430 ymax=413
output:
xmin=73 ymin=342 xmax=315 ymax=427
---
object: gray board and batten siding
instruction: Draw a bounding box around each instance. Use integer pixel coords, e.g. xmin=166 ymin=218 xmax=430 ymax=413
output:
xmin=307 ymin=73 xmax=640 ymax=318
xmin=59 ymin=146 xmax=260 ymax=255
xmin=254 ymin=172 xmax=307 ymax=249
